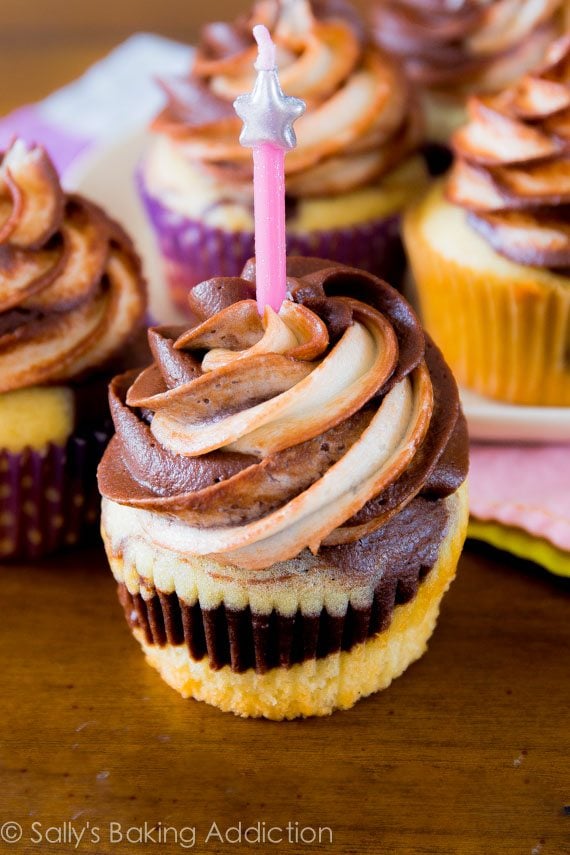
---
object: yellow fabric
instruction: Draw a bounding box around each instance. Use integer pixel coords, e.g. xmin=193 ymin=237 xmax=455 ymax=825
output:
xmin=468 ymin=519 xmax=570 ymax=578
xmin=403 ymin=182 xmax=570 ymax=406
xmin=0 ymin=386 xmax=74 ymax=452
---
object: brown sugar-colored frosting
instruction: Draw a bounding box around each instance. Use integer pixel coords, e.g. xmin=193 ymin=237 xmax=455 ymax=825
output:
xmin=447 ymin=35 xmax=570 ymax=271
xmin=372 ymin=0 xmax=565 ymax=96
xmin=152 ymin=0 xmax=422 ymax=196
xmin=0 ymin=140 xmax=147 ymax=393
xmin=99 ymin=257 xmax=468 ymax=572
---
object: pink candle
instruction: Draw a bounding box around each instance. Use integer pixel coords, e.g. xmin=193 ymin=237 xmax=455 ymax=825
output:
xmin=252 ymin=144 xmax=287 ymax=313
xmin=234 ymin=25 xmax=305 ymax=314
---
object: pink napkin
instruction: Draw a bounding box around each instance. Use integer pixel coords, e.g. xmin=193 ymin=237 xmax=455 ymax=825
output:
xmin=469 ymin=445 xmax=570 ymax=552
xmin=1 ymin=34 xmax=568 ymax=566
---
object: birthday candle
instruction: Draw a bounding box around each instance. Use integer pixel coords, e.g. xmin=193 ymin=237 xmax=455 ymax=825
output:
xmin=234 ymin=25 xmax=305 ymax=314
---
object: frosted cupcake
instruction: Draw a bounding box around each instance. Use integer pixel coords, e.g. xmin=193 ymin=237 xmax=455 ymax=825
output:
xmin=404 ymin=36 xmax=570 ymax=406
xmin=99 ymin=257 xmax=468 ymax=719
xmin=372 ymin=0 xmax=566 ymax=158
xmin=140 ymin=0 xmax=427 ymax=314
xmin=0 ymin=140 xmax=146 ymax=559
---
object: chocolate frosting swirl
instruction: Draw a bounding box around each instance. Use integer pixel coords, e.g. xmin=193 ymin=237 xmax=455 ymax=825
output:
xmin=151 ymin=0 xmax=422 ymax=197
xmin=447 ymin=35 xmax=570 ymax=270
xmin=99 ymin=258 xmax=468 ymax=571
xmin=373 ymin=0 xmax=565 ymax=95
xmin=0 ymin=140 xmax=147 ymax=392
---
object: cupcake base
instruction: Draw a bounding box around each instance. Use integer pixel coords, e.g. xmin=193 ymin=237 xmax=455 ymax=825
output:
xmin=138 ymin=176 xmax=406 ymax=316
xmin=137 ymin=533 xmax=455 ymax=719
xmin=404 ymin=183 xmax=570 ymax=406
xmin=103 ymin=484 xmax=468 ymax=719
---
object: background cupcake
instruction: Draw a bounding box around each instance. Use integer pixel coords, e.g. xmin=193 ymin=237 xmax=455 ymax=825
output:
xmin=372 ymin=0 xmax=566 ymax=160
xmin=99 ymin=257 xmax=468 ymax=719
xmin=140 ymin=0 xmax=427 ymax=314
xmin=0 ymin=139 xmax=147 ymax=559
xmin=404 ymin=36 xmax=570 ymax=406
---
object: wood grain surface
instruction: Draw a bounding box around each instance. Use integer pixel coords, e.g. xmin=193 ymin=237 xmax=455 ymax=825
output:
xmin=1 ymin=3 xmax=569 ymax=854
xmin=1 ymin=544 xmax=569 ymax=855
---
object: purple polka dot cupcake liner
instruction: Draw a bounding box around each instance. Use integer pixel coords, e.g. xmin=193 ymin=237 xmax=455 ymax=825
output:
xmin=0 ymin=427 xmax=111 ymax=561
xmin=138 ymin=175 xmax=406 ymax=316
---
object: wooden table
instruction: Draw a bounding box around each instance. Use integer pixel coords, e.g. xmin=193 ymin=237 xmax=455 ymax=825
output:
xmin=1 ymin=4 xmax=570 ymax=854
xmin=1 ymin=545 xmax=569 ymax=854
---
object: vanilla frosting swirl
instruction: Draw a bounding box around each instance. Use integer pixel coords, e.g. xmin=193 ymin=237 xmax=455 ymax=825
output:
xmin=373 ymin=0 xmax=565 ymax=96
xmin=151 ymin=0 xmax=422 ymax=198
xmin=447 ymin=35 xmax=570 ymax=270
xmin=99 ymin=258 xmax=468 ymax=571
xmin=0 ymin=140 xmax=147 ymax=392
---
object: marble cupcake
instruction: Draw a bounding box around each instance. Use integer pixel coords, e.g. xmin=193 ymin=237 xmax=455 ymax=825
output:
xmin=372 ymin=0 xmax=566 ymax=154
xmin=98 ymin=257 xmax=468 ymax=719
xmin=0 ymin=140 xmax=146 ymax=559
xmin=404 ymin=36 xmax=570 ymax=406
xmin=140 ymin=0 xmax=427 ymax=314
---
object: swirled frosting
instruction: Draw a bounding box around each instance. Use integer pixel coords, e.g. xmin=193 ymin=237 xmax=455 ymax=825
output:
xmin=99 ymin=257 xmax=468 ymax=571
xmin=0 ymin=140 xmax=147 ymax=393
xmin=447 ymin=35 xmax=570 ymax=271
xmin=150 ymin=0 xmax=422 ymax=199
xmin=373 ymin=0 xmax=565 ymax=96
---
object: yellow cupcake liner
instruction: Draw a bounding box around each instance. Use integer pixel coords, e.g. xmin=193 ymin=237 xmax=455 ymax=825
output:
xmin=404 ymin=186 xmax=570 ymax=406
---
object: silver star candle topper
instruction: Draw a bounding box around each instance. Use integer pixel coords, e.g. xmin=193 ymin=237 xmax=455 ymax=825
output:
xmin=233 ymin=25 xmax=306 ymax=150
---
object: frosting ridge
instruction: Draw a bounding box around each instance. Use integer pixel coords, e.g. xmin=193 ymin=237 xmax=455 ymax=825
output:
xmin=447 ymin=35 xmax=570 ymax=270
xmin=151 ymin=0 xmax=421 ymax=199
xmin=0 ymin=140 xmax=147 ymax=392
xmin=99 ymin=258 xmax=468 ymax=570
xmin=373 ymin=0 xmax=565 ymax=95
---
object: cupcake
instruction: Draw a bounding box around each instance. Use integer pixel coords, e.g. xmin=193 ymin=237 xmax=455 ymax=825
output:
xmin=139 ymin=0 xmax=428 ymax=315
xmin=372 ymin=0 xmax=566 ymax=160
xmin=404 ymin=36 xmax=570 ymax=406
xmin=98 ymin=257 xmax=469 ymax=719
xmin=0 ymin=139 xmax=147 ymax=559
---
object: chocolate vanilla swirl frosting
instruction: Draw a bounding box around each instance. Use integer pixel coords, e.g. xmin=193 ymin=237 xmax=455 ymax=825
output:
xmin=99 ymin=257 xmax=468 ymax=572
xmin=152 ymin=0 xmax=421 ymax=198
xmin=373 ymin=0 xmax=565 ymax=96
xmin=0 ymin=140 xmax=147 ymax=393
xmin=447 ymin=35 xmax=570 ymax=271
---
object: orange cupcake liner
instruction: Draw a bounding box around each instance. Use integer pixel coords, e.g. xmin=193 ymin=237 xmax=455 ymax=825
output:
xmin=404 ymin=207 xmax=570 ymax=406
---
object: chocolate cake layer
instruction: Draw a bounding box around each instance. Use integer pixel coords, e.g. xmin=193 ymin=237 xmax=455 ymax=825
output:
xmin=117 ymin=496 xmax=449 ymax=674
